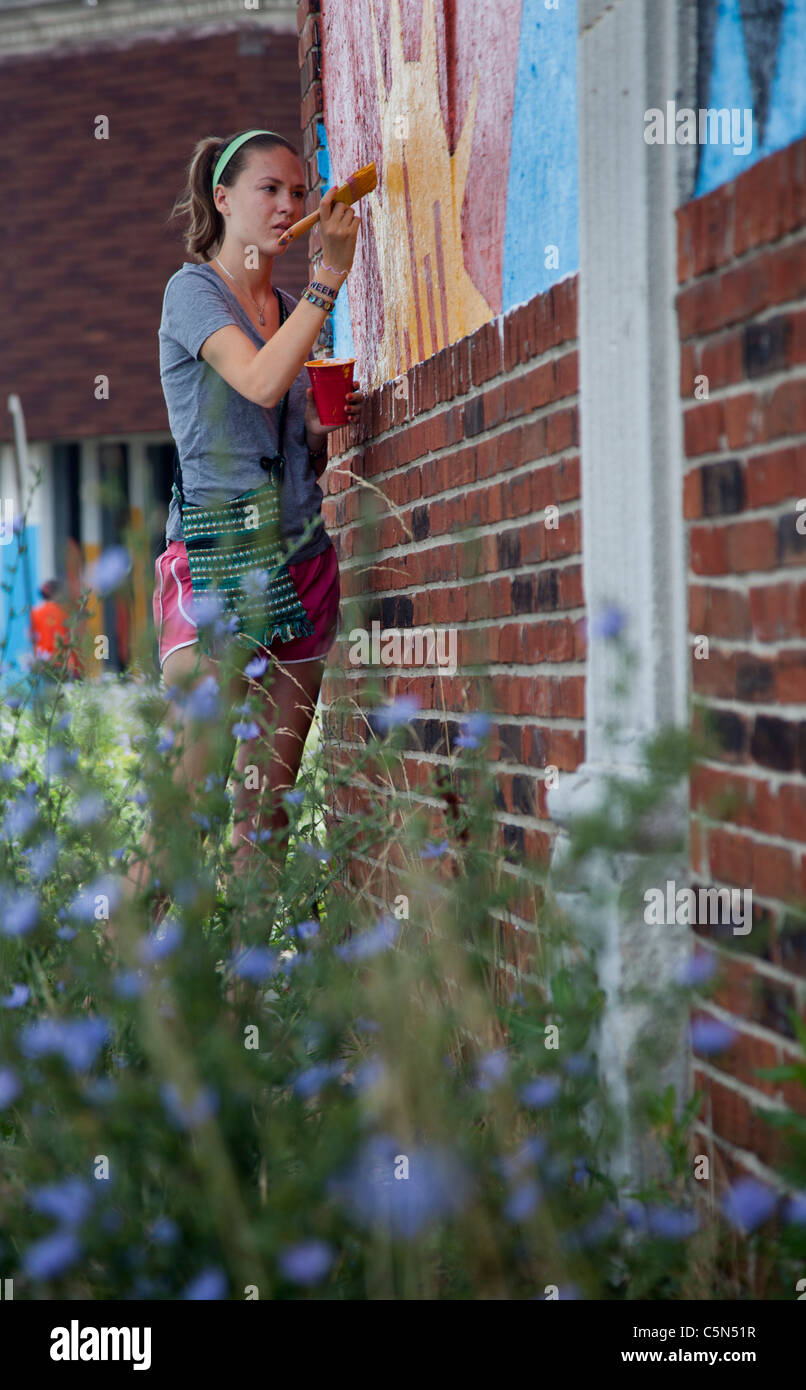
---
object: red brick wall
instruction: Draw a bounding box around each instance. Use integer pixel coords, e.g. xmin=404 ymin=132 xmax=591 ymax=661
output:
xmin=677 ymin=135 xmax=806 ymax=1178
xmin=296 ymin=2 xmax=583 ymax=969
xmin=1 ymin=24 xmax=310 ymax=444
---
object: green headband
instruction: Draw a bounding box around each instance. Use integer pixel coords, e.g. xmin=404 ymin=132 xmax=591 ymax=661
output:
xmin=212 ymin=129 xmax=282 ymax=193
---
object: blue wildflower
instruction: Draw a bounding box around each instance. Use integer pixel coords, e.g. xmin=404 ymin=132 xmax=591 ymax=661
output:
xmin=72 ymin=793 xmax=106 ymax=827
xmin=563 ymin=1053 xmax=593 ymax=1077
xmin=56 ymin=926 xmax=77 ymax=942
xmin=2 ymin=984 xmax=30 ymax=1009
xmin=591 ymin=605 xmax=626 ymax=640
xmin=0 ymin=1067 xmax=20 ymax=1108
xmin=521 ymin=1076 xmax=561 ymax=1108
xmin=156 ymin=730 xmax=174 ymax=753
xmin=278 ymin=1240 xmax=334 ymax=1286
xmin=690 ymin=1017 xmax=738 ymax=1054
xmin=300 ymin=842 xmax=331 ymax=862
xmin=721 ymin=1178 xmax=777 ymax=1233
xmin=160 ymin=1083 xmax=217 ymax=1130
xmin=185 ymin=674 xmax=220 ymax=721
xmin=293 ymin=1060 xmax=346 ymax=1099
xmin=283 ymin=789 xmax=304 ymax=805
xmin=352 ymin=1057 xmax=386 ymax=1091
xmin=30 ymin=1178 xmax=94 ymax=1229
xmin=455 ymin=712 xmax=491 ymax=749
xmin=645 ymin=1204 xmax=700 ymax=1239
xmin=26 ymin=835 xmax=58 ymax=881
xmin=504 ymin=1180 xmax=542 ymax=1222
xmin=22 ymin=1230 xmax=81 ymax=1280
xmin=113 ymin=971 xmax=146 ymax=1000
xmin=328 ymin=1135 xmax=472 ymax=1240
xmin=244 ymin=654 xmax=269 ymax=680
xmin=188 ymin=594 xmax=224 ymax=630
xmin=68 ymin=875 xmax=121 ymax=923
xmin=2 ymin=890 xmax=39 ymax=937
xmin=335 ymin=915 xmax=400 ymax=962
xmin=674 ymin=953 xmax=718 ymax=987
xmin=149 ymin=1217 xmax=179 ymax=1245
xmin=421 ymin=839 xmax=449 ymax=859
xmin=288 ymin=919 xmax=319 ymax=942
xmin=229 ymin=946 xmax=278 ymax=982
xmin=139 ymin=918 xmax=183 ymax=965
xmin=476 ymin=1049 xmax=509 ymax=1091
xmin=90 ymin=546 xmax=131 ymax=595
xmin=4 ymin=793 xmax=38 ymax=837
xmin=232 ymin=720 xmax=260 ymax=740
xmin=370 ymin=694 xmax=422 ymax=733
xmin=20 ymin=1017 xmax=110 ymax=1072
xmin=183 ymin=1267 xmax=227 ymax=1300
xmin=783 ymin=1193 xmax=806 ymax=1225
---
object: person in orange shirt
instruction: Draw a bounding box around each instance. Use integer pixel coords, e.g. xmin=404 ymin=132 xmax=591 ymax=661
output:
xmin=29 ymin=579 xmax=82 ymax=679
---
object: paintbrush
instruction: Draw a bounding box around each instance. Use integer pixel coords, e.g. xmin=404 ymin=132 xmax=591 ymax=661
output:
xmin=277 ymin=162 xmax=376 ymax=246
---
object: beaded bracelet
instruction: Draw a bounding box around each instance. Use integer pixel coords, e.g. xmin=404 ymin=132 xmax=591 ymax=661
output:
xmin=309 ymin=279 xmax=341 ymax=298
xmin=301 ymin=287 xmax=336 ymax=311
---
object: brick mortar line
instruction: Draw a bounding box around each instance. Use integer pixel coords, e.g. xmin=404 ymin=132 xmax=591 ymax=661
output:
xmin=335 ymin=607 xmax=588 ymax=629
xmin=680 ymin=360 xmax=806 ymax=400
xmin=693 ymin=755 xmax=806 ymax=788
xmin=692 ymin=994 xmax=806 ymax=1057
xmin=689 ymin=573 xmax=806 ymax=591
xmin=329 ymin=338 xmax=580 ymax=455
xmin=327 ymin=476 xmax=582 ymax=534
xmin=676 ymin=222 xmax=806 ymax=292
xmin=689 ymin=1056 xmax=793 ymax=1111
xmin=334 ymin=659 xmax=587 ymax=677
xmin=691 ymin=692 xmax=806 ymax=716
xmin=688 ymin=636 xmax=806 ymax=654
xmin=683 ymin=446 xmax=806 ymax=477
xmin=337 ymin=542 xmax=583 ymax=581
xmin=690 ymin=810 xmax=806 ymax=856
xmin=321 ymin=720 xmax=587 ymax=742
xmin=690 ymin=1121 xmax=793 ymax=1191
xmin=678 ymin=299 xmax=806 ymax=350
xmin=319 ymin=766 xmax=566 ymax=832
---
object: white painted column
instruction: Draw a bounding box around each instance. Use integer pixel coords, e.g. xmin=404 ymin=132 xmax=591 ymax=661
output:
xmin=546 ymin=0 xmax=691 ymax=1184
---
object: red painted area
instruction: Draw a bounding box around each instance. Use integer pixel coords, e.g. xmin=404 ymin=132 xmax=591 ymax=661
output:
xmin=322 ymin=0 xmax=523 ymax=374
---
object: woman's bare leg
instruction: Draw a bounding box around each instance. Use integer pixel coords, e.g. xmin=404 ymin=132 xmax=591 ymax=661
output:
xmin=226 ymin=655 xmax=326 ymax=909
xmin=118 ymin=642 xmax=243 ymax=918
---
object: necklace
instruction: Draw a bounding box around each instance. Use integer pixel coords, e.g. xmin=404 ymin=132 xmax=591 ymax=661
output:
xmin=214 ymin=255 xmax=273 ymax=325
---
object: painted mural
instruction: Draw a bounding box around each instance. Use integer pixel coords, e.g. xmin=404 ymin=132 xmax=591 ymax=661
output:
xmin=696 ymin=0 xmax=806 ymax=196
xmin=322 ymin=0 xmax=579 ymax=384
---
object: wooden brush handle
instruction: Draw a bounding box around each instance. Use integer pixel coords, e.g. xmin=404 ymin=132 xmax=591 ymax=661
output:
xmin=277 ymin=208 xmax=320 ymax=246
xmin=278 ymin=169 xmax=371 ymax=246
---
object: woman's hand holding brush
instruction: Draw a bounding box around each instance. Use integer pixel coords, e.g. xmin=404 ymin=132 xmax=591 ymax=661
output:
xmin=309 ymin=184 xmax=360 ymax=277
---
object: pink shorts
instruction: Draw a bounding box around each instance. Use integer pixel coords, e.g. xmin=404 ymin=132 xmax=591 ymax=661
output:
xmin=153 ymin=538 xmax=340 ymax=671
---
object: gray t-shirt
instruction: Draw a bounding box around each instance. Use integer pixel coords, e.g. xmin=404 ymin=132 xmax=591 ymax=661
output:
xmin=159 ymin=261 xmax=331 ymax=565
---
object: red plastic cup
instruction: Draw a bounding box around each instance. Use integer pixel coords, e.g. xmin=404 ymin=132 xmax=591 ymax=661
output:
xmin=305 ymin=358 xmax=356 ymax=427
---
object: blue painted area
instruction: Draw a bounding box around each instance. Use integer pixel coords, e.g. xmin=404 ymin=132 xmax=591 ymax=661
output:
xmin=0 ymin=521 xmax=39 ymax=675
xmin=696 ymin=0 xmax=757 ymax=195
xmin=502 ymin=0 xmax=579 ymax=307
xmin=696 ymin=0 xmax=806 ymax=196
xmin=761 ymin=0 xmax=806 ymax=158
xmin=317 ymin=123 xmax=356 ymax=364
